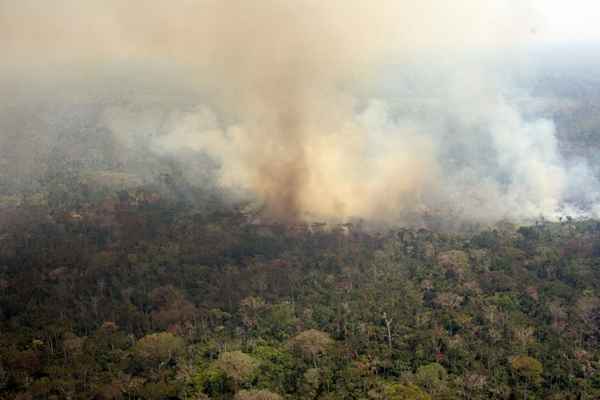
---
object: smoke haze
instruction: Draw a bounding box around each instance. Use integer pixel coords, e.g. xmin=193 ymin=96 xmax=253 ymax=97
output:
xmin=1 ymin=0 xmax=598 ymax=224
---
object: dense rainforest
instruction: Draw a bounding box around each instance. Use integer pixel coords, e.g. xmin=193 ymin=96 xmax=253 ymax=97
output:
xmin=1 ymin=182 xmax=600 ymax=400
xmin=5 ymin=2 xmax=600 ymax=398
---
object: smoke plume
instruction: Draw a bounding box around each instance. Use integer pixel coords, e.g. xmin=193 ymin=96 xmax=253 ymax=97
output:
xmin=1 ymin=0 xmax=597 ymax=224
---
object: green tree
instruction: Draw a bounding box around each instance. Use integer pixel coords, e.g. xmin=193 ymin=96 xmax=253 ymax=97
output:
xmin=288 ymin=329 xmax=333 ymax=366
xmin=234 ymin=389 xmax=283 ymax=400
xmin=415 ymin=363 xmax=447 ymax=396
xmin=215 ymin=351 xmax=259 ymax=389
xmin=510 ymin=356 xmax=543 ymax=399
xmin=384 ymin=383 xmax=431 ymax=400
xmin=133 ymin=332 xmax=185 ymax=371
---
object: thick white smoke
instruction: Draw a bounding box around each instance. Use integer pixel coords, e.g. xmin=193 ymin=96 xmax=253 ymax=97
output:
xmin=1 ymin=0 xmax=598 ymax=224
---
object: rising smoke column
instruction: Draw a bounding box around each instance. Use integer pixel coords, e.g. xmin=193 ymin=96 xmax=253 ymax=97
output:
xmin=1 ymin=0 xmax=596 ymax=223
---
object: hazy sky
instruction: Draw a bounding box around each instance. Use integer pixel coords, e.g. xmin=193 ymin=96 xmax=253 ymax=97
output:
xmin=1 ymin=0 xmax=600 ymax=223
xmin=534 ymin=0 xmax=600 ymax=43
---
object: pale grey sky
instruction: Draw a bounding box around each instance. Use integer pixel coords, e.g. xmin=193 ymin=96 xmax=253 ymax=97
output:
xmin=533 ymin=0 xmax=600 ymax=43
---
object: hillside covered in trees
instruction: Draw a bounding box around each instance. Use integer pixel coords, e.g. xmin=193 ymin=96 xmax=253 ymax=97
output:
xmin=1 ymin=188 xmax=600 ymax=400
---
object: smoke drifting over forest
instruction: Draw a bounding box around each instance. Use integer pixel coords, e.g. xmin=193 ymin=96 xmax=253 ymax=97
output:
xmin=1 ymin=0 xmax=599 ymax=224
